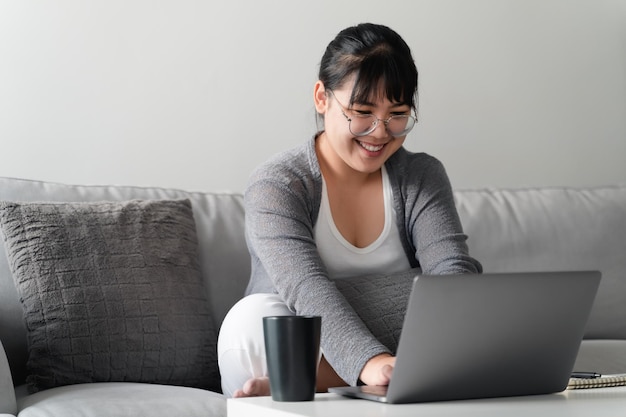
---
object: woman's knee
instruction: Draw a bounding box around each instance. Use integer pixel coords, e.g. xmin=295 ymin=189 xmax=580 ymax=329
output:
xmin=218 ymin=293 xmax=293 ymax=349
xmin=217 ymin=293 xmax=292 ymax=395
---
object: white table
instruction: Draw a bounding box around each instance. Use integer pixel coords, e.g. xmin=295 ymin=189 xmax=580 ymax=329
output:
xmin=228 ymin=387 xmax=626 ymax=417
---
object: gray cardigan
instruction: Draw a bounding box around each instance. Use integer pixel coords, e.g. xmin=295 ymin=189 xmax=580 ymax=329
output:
xmin=244 ymin=136 xmax=482 ymax=386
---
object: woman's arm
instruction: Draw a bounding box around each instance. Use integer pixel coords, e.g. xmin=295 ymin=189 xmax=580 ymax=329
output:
xmin=244 ymin=172 xmax=390 ymax=386
xmin=396 ymin=153 xmax=482 ymax=275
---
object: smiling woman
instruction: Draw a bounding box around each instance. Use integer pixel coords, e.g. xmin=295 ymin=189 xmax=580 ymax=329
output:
xmin=216 ymin=23 xmax=482 ymax=399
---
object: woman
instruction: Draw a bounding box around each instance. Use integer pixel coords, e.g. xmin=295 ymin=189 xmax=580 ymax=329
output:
xmin=217 ymin=22 xmax=482 ymax=398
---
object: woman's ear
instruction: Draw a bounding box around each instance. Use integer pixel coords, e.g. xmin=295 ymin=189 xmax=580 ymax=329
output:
xmin=314 ymin=81 xmax=328 ymax=114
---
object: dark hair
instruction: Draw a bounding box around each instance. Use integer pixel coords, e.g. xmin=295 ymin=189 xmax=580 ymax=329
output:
xmin=319 ymin=23 xmax=418 ymax=109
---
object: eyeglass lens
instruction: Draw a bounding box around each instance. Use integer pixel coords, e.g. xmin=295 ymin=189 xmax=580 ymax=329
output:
xmin=350 ymin=114 xmax=415 ymax=137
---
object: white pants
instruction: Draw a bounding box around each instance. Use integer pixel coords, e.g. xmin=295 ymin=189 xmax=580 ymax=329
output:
xmin=217 ymin=293 xmax=295 ymax=397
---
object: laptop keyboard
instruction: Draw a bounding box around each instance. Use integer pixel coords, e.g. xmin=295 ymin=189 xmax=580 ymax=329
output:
xmin=360 ymin=385 xmax=388 ymax=396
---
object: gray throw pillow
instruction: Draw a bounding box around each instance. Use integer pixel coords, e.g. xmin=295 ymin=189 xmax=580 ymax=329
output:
xmin=0 ymin=199 xmax=219 ymax=393
xmin=334 ymin=268 xmax=420 ymax=353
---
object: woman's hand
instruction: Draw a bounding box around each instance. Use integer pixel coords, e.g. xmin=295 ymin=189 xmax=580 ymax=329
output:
xmin=359 ymin=353 xmax=396 ymax=386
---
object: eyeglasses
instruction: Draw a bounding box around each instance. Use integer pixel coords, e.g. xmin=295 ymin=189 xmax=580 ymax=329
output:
xmin=328 ymin=90 xmax=417 ymax=137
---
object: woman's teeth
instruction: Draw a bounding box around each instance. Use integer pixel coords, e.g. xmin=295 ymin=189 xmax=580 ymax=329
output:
xmin=357 ymin=141 xmax=384 ymax=152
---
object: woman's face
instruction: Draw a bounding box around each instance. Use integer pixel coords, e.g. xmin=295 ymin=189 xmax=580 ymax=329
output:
xmin=314 ymin=78 xmax=412 ymax=176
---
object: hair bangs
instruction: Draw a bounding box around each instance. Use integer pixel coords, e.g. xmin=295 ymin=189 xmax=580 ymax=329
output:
xmin=349 ymin=49 xmax=417 ymax=109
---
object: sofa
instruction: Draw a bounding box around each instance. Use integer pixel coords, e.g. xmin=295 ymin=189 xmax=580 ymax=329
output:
xmin=0 ymin=175 xmax=625 ymax=417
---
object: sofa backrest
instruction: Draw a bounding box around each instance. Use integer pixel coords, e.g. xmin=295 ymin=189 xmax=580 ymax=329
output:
xmin=454 ymin=185 xmax=626 ymax=340
xmin=0 ymin=176 xmax=250 ymax=385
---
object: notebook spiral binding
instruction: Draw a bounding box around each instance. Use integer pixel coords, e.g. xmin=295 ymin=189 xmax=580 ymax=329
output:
xmin=567 ymin=374 xmax=626 ymax=390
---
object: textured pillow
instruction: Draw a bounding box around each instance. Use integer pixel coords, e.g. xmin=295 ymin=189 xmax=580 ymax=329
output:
xmin=334 ymin=268 xmax=420 ymax=353
xmin=0 ymin=199 xmax=219 ymax=393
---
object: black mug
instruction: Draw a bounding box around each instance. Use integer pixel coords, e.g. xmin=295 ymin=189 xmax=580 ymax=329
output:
xmin=263 ymin=315 xmax=321 ymax=401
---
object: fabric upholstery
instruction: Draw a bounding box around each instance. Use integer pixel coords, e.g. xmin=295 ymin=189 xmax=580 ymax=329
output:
xmin=15 ymin=382 xmax=225 ymax=417
xmin=0 ymin=199 xmax=219 ymax=393
xmin=575 ymin=340 xmax=626 ymax=375
xmin=334 ymin=268 xmax=420 ymax=353
xmin=0 ymin=176 xmax=248 ymax=388
xmin=454 ymin=186 xmax=626 ymax=339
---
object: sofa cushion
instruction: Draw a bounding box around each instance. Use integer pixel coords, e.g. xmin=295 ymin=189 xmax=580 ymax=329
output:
xmin=334 ymin=268 xmax=420 ymax=353
xmin=574 ymin=339 xmax=626 ymax=375
xmin=454 ymin=186 xmax=626 ymax=340
xmin=0 ymin=176 xmax=249 ymax=387
xmin=15 ymin=382 xmax=225 ymax=417
xmin=0 ymin=199 xmax=219 ymax=393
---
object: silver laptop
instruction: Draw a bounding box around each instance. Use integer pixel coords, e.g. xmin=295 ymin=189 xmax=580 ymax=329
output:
xmin=329 ymin=271 xmax=601 ymax=404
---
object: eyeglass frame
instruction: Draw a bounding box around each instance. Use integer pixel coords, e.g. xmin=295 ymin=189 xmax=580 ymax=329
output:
xmin=327 ymin=90 xmax=418 ymax=137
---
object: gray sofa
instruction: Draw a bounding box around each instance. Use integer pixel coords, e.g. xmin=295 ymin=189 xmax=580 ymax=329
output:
xmin=0 ymin=176 xmax=625 ymax=417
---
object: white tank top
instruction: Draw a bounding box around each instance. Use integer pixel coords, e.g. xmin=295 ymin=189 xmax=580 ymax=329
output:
xmin=314 ymin=166 xmax=411 ymax=279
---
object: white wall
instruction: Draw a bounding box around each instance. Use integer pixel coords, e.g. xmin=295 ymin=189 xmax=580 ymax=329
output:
xmin=1 ymin=0 xmax=624 ymax=193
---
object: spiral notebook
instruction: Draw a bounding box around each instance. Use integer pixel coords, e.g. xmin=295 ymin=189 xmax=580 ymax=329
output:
xmin=567 ymin=374 xmax=626 ymax=389
xmin=329 ymin=271 xmax=601 ymax=403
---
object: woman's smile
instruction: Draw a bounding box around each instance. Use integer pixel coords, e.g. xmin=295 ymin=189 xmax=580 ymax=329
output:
xmin=356 ymin=139 xmax=386 ymax=153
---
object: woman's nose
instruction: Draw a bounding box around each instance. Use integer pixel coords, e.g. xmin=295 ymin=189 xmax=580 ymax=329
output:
xmin=370 ymin=119 xmax=390 ymax=139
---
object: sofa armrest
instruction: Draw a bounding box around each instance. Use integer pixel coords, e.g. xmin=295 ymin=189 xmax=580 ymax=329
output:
xmin=0 ymin=340 xmax=16 ymax=415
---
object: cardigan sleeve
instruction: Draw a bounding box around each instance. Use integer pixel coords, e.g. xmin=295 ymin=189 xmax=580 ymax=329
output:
xmin=393 ymin=153 xmax=483 ymax=275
